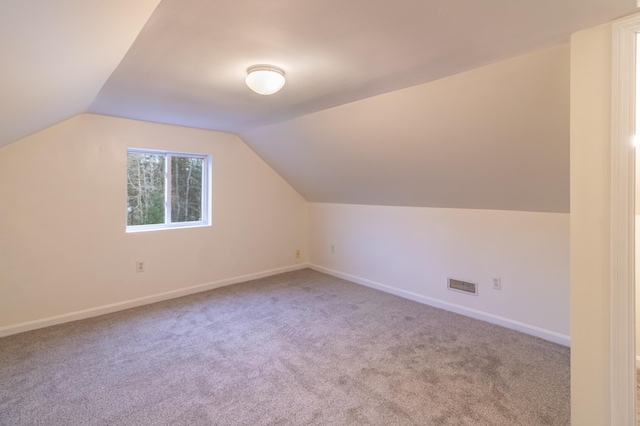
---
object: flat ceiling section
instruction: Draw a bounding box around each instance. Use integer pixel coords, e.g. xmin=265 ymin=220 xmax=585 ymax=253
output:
xmin=90 ymin=0 xmax=635 ymax=133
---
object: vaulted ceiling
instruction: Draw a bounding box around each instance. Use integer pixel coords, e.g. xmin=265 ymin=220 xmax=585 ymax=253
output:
xmin=0 ymin=0 xmax=162 ymax=148
xmin=241 ymin=45 xmax=570 ymax=212
xmin=1 ymin=0 xmax=637 ymax=212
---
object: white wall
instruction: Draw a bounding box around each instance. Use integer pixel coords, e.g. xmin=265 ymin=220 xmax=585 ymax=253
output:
xmin=308 ymin=203 xmax=569 ymax=343
xmin=570 ymin=23 xmax=613 ymax=426
xmin=0 ymin=114 xmax=307 ymax=332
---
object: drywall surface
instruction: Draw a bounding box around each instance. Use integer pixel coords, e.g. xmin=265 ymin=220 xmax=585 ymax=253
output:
xmin=569 ymin=23 xmax=613 ymax=426
xmin=0 ymin=114 xmax=307 ymax=329
xmin=0 ymin=0 xmax=161 ymax=147
xmin=308 ymin=203 xmax=569 ymax=340
xmin=241 ymin=45 xmax=569 ymax=213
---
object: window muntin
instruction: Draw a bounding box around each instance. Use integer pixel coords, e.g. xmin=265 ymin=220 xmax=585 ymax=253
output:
xmin=127 ymin=149 xmax=210 ymax=231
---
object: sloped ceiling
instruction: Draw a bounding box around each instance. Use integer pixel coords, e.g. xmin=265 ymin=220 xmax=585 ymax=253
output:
xmin=241 ymin=45 xmax=570 ymax=213
xmin=0 ymin=0 xmax=637 ymax=212
xmin=0 ymin=0 xmax=161 ymax=147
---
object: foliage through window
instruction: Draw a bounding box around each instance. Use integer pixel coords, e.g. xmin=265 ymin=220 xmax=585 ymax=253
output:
xmin=127 ymin=149 xmax=210 ymax=231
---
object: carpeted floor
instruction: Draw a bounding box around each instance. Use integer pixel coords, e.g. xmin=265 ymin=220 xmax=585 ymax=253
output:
xmin=0 ymin=268 xmax=569 ymax=425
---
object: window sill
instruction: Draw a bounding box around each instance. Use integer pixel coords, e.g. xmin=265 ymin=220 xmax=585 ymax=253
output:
xmin=126 ymin=222 xmax=211 ymax=233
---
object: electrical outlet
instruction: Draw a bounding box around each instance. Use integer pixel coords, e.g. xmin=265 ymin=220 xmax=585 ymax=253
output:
xmin=295 ymin=249 xmax=300 ymax=259
xmin=492 ymin=278 xmax=501 ymax=290
xmin=136 ymin=261 xmax=145 ymax=273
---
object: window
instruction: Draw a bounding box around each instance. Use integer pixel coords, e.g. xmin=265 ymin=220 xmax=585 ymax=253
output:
xmin=126 ymin=148 xmax=211 ymax=231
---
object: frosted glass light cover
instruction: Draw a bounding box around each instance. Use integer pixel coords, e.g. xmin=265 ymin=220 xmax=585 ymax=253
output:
xmin=245 ymin=65 xmax=285 ymax=95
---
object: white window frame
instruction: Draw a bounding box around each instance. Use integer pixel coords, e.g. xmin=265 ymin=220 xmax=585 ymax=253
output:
xmin=126 ymin=148 xmax=212 ymax=232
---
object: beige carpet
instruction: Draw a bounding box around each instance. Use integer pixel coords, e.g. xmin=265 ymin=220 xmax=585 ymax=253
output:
xmin=0 ymin=268 xmax=569 ymax=425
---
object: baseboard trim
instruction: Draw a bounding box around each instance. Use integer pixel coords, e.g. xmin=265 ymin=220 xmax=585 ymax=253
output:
xmin=309 ymin=264 xmax=570 ymax=347
xmin=0 ymin=263 xmax=309 ymax=338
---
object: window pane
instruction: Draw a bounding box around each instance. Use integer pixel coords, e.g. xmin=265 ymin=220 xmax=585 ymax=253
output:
xmin=171 ymin=156 xmax=203 ymax=223
xmin=127 ymin=153 xmax=165 ymax=226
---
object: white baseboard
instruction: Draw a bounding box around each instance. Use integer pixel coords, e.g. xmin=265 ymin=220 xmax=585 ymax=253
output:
xmin=0 ymin=263 xmax=309 ymax=338
xmin=309 ymin=264 xmax=571 ymax=347
xmin=1 ymin=263 xmax=571 ymax=347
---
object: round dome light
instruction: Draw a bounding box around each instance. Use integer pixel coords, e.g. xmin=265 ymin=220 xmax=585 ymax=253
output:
xmin=245 ymin=65 xmax=285 ymax=95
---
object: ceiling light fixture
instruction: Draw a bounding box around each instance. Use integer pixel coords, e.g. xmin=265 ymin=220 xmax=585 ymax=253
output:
xmin=245 ymin=65 xmax=285 ymax=95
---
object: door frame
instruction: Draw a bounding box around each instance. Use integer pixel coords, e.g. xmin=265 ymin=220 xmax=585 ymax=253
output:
xmin=611 ymin=13 xmax=639 ymax=426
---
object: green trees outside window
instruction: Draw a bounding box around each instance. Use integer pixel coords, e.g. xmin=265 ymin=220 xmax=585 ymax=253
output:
xmin=127 ymin=152 xmax=165 ymax=226
xmin=127 ymin=149 xmax=209 ymax=230
xmin=171 ymin=156 xmax=203 ymax=223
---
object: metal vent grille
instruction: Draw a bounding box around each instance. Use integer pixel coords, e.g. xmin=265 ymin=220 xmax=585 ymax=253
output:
xmin=448 ymin=278 xmax=478 ymax=295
